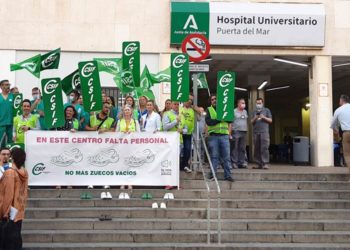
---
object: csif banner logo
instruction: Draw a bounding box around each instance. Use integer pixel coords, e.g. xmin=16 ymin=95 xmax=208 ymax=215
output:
xmin=13 ymin=94 xmax=22 ymax=109
xmin=42 ymin=53 xmax=58 ymax=68
xmin=71 ymin=71 xmax=80 ymax=89
xmin=81 ymin=62 xmax=96 ymax=78
xmin=122 ymin=41 xmax=140 ymax=87
xmin=32 ymin=163 xmax=48 ymax=176
xmin=219 ymin=73 xmax=233 ymax=87
xmin=172 ymin=54 xmax=187 ymax=69
xmin=216 ymin=71 xmax=235 ymax=121
xmin=124 ymin=43 xmax=138 ymax=56
xmin=44 ymin=79 xmax=59 ymax=95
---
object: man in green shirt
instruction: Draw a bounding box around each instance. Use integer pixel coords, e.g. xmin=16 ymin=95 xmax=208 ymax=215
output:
xmin=30 ymin=87 xmax=47 ymax=130
xmin=0 ymin=80 xmax=14 ymax=148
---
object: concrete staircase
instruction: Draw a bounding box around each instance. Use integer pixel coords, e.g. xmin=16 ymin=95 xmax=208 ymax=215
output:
xmin=23 ymin=166 xmax=350 ymax=249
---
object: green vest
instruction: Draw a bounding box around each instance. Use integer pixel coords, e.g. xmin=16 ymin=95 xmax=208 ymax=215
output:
xmin=119 ymin=118 xmax=137 ymax=132
xmin=207 ymin=106 xmax=229 ymax=135
xmin=180 ymin=107 xmax=195 ymax=134
xmin=72 ymin=118 xmax=79 ymax=130
xmin=164 ymin=111 xmax=178 ymax=132
xmin=89 ymin=115 xmax=114 ymax=129
xmin=13 ymin=114 xmax=39 ymax=143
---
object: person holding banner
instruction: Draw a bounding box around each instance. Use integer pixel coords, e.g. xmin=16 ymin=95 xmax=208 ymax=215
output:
xmin=141 ymin=100 xmax=162 ymax=132
xmin=116 ymin=105 xmax=140 ymax=190
xmin=30 ymin=87 xmax=47 ymax=130
xmin=205 ymin=95 xmax=234 ymax=182
xmin=119 ymin=96 xmax=139 ymax=121
xmin=56 ymin=105 xmax=79 ymax=132
xmin=160 ymin=99 xmax=172 ymax=118
xmin=85 ymin=102 xmax=115 ymax=133
xmin=64 ymin=90 xmax=84 ymax=128
xmin=0 ymin=80 xmax=14 ymax=148
xmin=13 ymin=99 xmax=40 ymax=144
xmin=251 ymin=98 xmax=272 ymax=169
xmin=0 ymin=147 xmax=28 ymax=250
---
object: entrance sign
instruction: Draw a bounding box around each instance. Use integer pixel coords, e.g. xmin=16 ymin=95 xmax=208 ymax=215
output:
xmin=216 ymin=71 xmax=235 ymax=121
xmin=41 ymin=78 xmax=65 ymax=129
xmin=181 ymin=34 xmax=210 ymax=63
xmin=78 ymin=61 xmax=103 ymax=112
xmin=171 ymin=53 xmax=190 ymax=102
xmin=26 ymin=131 xmax=180 ymax=186
xmin=171 ymin=2 xmax=325 ymax=47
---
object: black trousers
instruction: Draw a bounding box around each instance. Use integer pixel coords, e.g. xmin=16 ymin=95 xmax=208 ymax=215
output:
xmin=0 ymin=220 xmax=22 ymax=250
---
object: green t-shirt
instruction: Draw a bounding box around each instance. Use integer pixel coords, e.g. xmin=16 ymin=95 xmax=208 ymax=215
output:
xmin=31 ymin=99 xmax=47 ymax=130
xmin=0 ymin=93 xmax=14 ymax=126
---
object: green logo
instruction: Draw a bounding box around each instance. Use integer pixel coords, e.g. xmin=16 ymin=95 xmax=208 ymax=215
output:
xmin=32 ymin=163 xmax=46 ymax=176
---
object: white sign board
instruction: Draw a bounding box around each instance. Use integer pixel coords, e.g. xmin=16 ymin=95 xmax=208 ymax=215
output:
xmin=209 ymin=2 xmax=325 ymax=46
xmin=26 ymin=131 xmax=180 ymax=186
xmin=189 ymin=64 xmax=209 ymax=72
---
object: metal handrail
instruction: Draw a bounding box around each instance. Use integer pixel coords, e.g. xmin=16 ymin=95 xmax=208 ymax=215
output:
xmin=199 ymin=133 xmax=222 ymax=245
xmin=191 ymin=136 xmax=211 ymax=244
xmin=192 ymin=133 xmax=222 ymax=245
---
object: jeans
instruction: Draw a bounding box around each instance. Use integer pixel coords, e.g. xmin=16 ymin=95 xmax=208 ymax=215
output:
xmin=231 ymin=131 xmax=247 ymax=166
xmin=208 ymin=134 xmax=232 ymax=179
xmin=181 ymin=134 xmax=192 ymax=170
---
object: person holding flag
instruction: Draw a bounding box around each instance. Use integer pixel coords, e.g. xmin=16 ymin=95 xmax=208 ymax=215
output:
xmin=141 ymin=100 xmax=162 ymax=132
xmin=56 ymin=106 xmax=79 ymax=132
xmin=13 ymin=99 xmax=40 ymax=144
xmin=0 ymin=80 xmax=14 ymax=148
xmin=64 ymin=90 xmax=85 ymax=129
xmin=205 ymin=94 xmax=234 ymax=182
xmin=30 ymin=87 xmax=47 ymax=130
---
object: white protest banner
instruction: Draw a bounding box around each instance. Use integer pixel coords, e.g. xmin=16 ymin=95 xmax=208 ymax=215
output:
xmin=25 ymin=131 xmax=180 ymax=186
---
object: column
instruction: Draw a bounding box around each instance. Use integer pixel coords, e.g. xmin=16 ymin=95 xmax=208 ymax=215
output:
xmin=309 ymin=56 xmax=333 ymax=167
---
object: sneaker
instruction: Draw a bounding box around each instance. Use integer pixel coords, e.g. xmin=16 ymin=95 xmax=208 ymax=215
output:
xmin=141 ymin=192 xmax=153 ymax=200
xmin=163 ymin=193 xmax=175 ymax=200
xmin=253 ymin=165 xmax=262 ymax=169
xmin=106 ymin=192 xmax=112 ymax=199
xmin=184 ymin=167 xmax=192 ymax=173
xmin=160 ymin=202 xmax=167 ymax=209
xmin=262 ymin=164 xmax=269 ymax=170
xmin=152 ymin=202 xmax=158 ymax=209
xmin=124 ymin=193 xmax=130 ymax=199
xmin=165 ymin=185 xmax=174 ymax=190
xmin=239 ymin=164 xmax=248 ymax=169
xmin=88 ymin=185 xmax=94 ymax=189
xmin=118 ymin=193 xmax=125 ymax=199
xmin=104 ymin=185 xmax=110 ymax=189
xmin=100 ymin=192 xmax=107 ymax=200
xmin=225 ymin=176 xmax=234 ymax=182
xmin=232 ymin=163 xmax=239 ymax=169
xmin=207 ymin=173 xmax=215 ymax=181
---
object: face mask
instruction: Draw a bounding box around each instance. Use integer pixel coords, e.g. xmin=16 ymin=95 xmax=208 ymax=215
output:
xmin=69 ymin=96 xmax=75 ymax=102
xmin=241 ymin=104 xmax=246 ymax=109
xmin=256 ymin=104 xmax=263 ymax=109
xmin=33 ymin=94 xmax=39 ymax=100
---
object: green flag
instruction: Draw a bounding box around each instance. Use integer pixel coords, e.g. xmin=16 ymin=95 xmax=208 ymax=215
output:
xmin=216 ymin=71 xmax=236 ymax=121
xmin=41 ymin=48 xmax=61 ymax=71
xmin=61 ymin=69 xmax=80 ymax=95
xmin=171 ymin=53 xmax=189 ymax=102
xmin=196 ymin=73 xmax=209 ymax=89
xmin=150 ymin=67 xmax=171 ymax=83
xmin=140 ymin=66 xmax=154 ymax=89
xmin=122 ymin=41 xmax=140 ymax=87
xmin=94 ymin=58 xmax=122 ymax=75
xmin=78 ymin=61 xmax=103 ymax=112
xmin=10 ymin=54 xmax=41 ymax=78
xmin=41 ymin=78 xmax=65 ymax=129
xmin=134 ymin=87 xmax=155 ymax=100
xmin=113 ymin=69 xmax=135 ymax=94
xmin=13 ymin=93 xmax=23 ymax=117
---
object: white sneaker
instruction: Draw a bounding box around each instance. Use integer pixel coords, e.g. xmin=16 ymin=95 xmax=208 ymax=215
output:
xmin=160 ymin=202 xmax=167 ymax=209
xmin=106 ymin=192 xmax=112 ymax=199
xmin=163 ymin=193 xmax=175 ymax=200
xmin=118 ymin=192 xmax=125 ymax=199
xmin=100 ymin=192 xmax=107 ymax=200
xmin=88 ymin=185 xmax=94 ymax=189
xmin=104 ymin=185 xmax=110 ymax=189
xmin=152 ymin=202 xmax=158 ymax=209
xmin=124 ymin=193 xmax=130 ymax=199
xmin=184 ymin=167 xmax=192 ymax=173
